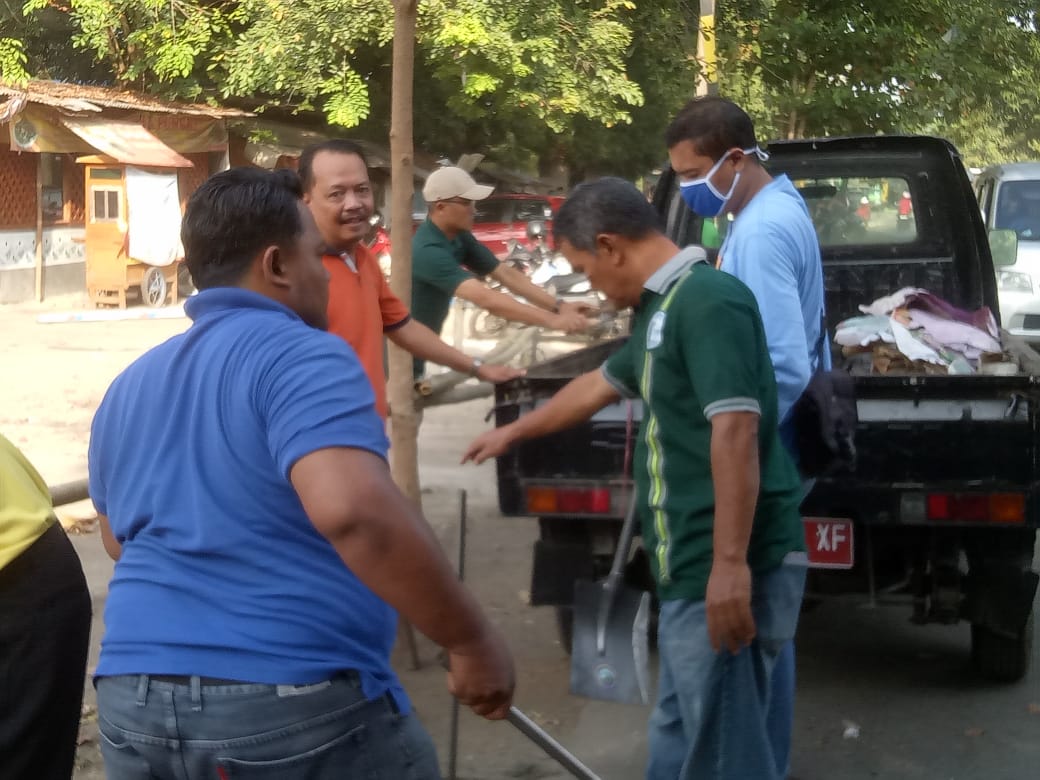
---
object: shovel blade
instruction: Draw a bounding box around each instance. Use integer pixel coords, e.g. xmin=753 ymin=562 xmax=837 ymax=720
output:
xmin=569 ymin=579 xmax=651 ymax=705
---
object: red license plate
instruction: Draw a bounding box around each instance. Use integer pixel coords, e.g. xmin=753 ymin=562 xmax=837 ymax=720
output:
xmin=802 ymin=518 xmax=855 ymax=569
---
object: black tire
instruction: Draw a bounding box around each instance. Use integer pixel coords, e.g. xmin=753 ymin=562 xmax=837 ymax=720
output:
xmin=141 ymin=266 xmax=168 ymax=308
xmin=971 ymin=611 xmax=1034 ymax=682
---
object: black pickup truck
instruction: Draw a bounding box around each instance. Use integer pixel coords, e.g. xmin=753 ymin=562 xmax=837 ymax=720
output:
xmin=492 ymin=136 xmax=1040 ymax=681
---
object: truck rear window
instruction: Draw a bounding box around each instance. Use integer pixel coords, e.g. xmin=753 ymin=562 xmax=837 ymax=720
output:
xmin=794 ymin=176 xmax=917 ymax=247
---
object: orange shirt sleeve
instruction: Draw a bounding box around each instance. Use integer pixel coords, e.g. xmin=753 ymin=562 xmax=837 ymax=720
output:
xmin=379 ymin=273 xmax=411 ymax=331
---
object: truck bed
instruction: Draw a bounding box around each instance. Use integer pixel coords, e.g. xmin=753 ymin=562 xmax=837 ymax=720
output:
xmin=494 ymin=336 xmax=1040 ymax=527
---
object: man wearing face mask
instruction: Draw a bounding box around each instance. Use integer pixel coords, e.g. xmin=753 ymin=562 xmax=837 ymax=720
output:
xmin=666 ymin=96 xmax=828 ymax=780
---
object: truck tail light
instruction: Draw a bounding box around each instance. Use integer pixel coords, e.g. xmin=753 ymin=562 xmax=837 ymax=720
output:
xmin=525 ymin=485 xmax=613 ymax=515
xmin=926 ymin=493 xmax=950 ymax=520
xmin=526 ymin=487 xmax=558 ymax=514
xmin=990 ymin=493 xmax=1026 ymax=523
xmin=956 ymin=495 xmax=989 ymax=522
xmin=924 ymin=492 xmax=1025 ymax=524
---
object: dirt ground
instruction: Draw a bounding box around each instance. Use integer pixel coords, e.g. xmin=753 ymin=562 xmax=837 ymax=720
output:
xmin=4 ymin=295 xmax=1039 ymax=780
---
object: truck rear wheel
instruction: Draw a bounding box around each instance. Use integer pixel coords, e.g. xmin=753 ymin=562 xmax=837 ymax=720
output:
xmin=971 ymin=611 xmax=1034 ymax=682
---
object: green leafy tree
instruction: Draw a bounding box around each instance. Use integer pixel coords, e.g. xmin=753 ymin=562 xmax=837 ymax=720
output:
xmin=717 ymin=0 xmax=1040 ymax=158
xmin=13 ymin=0 xmax=688 ymax=180
xmin=0 ymin=37 xmax=29 ymax=82
xmin=21 ymin=0 xmax=240 ymax=97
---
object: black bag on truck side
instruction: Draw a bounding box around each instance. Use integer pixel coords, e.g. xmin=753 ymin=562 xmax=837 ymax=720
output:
xmin=790 ymin=365 xmax=858 ymax=477
xmin=790 ymin=312 xmax=858 ymax=478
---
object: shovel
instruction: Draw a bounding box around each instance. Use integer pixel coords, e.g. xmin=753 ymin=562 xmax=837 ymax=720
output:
xmin=569 ymin=492 xmax=651 ymax=705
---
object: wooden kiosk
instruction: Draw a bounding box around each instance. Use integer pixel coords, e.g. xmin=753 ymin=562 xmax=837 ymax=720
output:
xmin=78 ymin=150 xmax=193 ymax=309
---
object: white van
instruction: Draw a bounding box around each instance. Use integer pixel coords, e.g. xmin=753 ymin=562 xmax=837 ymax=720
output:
xmin=975 ymin=162 xmax=1040 ymax=342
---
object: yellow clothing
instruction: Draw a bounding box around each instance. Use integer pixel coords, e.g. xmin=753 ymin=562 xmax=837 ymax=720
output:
xmin=0 ymin=433 xmax=56 ymax=571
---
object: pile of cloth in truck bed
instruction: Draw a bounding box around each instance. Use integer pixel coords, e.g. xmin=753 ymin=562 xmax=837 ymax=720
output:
xmin=835 ymin=287 xmax=1019 ymax=376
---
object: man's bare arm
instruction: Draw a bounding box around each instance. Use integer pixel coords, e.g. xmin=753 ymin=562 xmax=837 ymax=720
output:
xmin=98 ymin=513 xmax=121 ymax=561
xmin=387 ymin=319 xmax=522 ymax=383
xmin=489 ymin=263 xmax=558 ymax=311
xmin=291 ymin=446 xmax=515 ymax=718
xmin=462 ymin=369 xmax=621 ymax=464
xmin=705 ymin=411 xmax=760 ymax=654
xmin=455 ymin=278 xmax=572 ymax=330
xmin=292 ymin=447 xmax=494 ymax=650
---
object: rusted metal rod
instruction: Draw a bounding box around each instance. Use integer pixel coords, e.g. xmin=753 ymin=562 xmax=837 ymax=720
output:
xmin=49 ymin=478 xmax=90 ymax=508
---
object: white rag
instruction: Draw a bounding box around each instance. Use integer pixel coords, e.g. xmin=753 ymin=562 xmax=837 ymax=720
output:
xmin=125 ymin=167 xmax=183 ymax=267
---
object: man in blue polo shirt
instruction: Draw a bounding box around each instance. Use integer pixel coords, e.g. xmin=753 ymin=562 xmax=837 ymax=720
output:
xmin=89 ymin=167 xmax=514 ymax=779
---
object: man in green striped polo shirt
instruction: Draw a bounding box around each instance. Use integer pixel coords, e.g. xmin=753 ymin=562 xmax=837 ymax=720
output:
xmin=463 ymin=177 xmax=806 ymax=780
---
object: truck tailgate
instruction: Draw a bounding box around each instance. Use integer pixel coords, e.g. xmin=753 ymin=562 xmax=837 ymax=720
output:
xmin=805 ymin=373 xmax=1040 ymax=526
xmin=494 ymin=339 xmax=631 ymax=517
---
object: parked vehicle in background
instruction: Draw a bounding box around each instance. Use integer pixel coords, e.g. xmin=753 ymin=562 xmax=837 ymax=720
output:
xmin=975 ymin=162 xmax=1040 ymax=344
xmin=471 ymin=193 xmax=563 ymax=258
xmin=366 ymin=213 xmax=392 ymax=278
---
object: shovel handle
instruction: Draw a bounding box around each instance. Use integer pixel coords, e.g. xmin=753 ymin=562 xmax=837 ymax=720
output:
xmin=507 ymin=707 xmax=602 ymax=780
xmin=608 ymin=490 xmax=640 ymax=583
xmin=597 ymin=491 xmax=640 ymax=654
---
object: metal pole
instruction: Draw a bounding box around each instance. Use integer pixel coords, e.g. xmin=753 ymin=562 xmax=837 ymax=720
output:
xmin=444 ymin=489 xmax=600 ymax=779
xmin=697 ymin=0 xmax=718 ymax=97
xmin=506 ymin=707 xmax=602 ymax=780
xmin=446 ymin=489 xmax=467 ymax=779
xmin=34 ymin=154 xmax=45 ymax=302
xmin=49 ymin=478 xmax=90 ymax=508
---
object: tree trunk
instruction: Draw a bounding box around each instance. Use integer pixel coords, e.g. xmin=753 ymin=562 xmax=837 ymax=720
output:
xmin=388 ymin=0 xmax=423 ymax=671
xmin=388 ymin=0 xmax=421 ymax=506
xmin=786 ymin=107 xmax=799 ymax=139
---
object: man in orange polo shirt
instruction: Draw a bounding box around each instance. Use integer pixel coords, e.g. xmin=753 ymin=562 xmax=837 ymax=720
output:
xmin=300 ymin=140 xmax=520 ymax=417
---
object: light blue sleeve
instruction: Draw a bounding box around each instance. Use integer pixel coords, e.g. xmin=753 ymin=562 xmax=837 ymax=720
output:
xmin=722 ymin=226 xmax=812 ymax=423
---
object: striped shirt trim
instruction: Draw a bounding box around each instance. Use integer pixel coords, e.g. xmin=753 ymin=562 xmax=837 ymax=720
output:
xmin=703 ymin=397 xmax=762 ymax=420
xmin=643 ymin=246 xmax=708 ymax=294
xmin=601 ymin=364 xmax=640 ymax=400
xmin=383 ymin=314 xmax=411 ymax=333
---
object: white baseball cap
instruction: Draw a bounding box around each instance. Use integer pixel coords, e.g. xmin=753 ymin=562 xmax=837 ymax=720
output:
xmin=423 ymin=166 xmax=494 ymax=202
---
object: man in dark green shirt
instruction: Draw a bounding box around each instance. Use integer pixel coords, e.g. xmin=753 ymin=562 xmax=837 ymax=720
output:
xmin=463 ymin=177 xmax=806 ymax=780
xmin=411 ymin=167 xmax=594 ymax=377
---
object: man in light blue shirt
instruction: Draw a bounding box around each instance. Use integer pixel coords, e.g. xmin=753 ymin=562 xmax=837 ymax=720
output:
xmin=666 ymin=95 xmax=829 ymax=780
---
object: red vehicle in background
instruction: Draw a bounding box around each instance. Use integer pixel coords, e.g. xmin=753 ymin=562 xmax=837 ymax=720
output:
xmin=471 ymin=193 xmax=564 ymax=259
xmin=365 ymin=214 xmax=393 ymax=278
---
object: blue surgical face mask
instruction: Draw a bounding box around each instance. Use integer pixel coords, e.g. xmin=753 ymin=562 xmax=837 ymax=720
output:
xmin=678 ymin=146 xmax=765 ymax=217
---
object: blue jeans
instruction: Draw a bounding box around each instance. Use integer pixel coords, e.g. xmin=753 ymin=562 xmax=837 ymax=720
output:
xmin=767 ymin=641 xmax=796 ymax=778
xmin=96 ymin=671 xmax=440 ymax=779
xmin=646 ymin=559 xmax=807 ymax=780
xmin=767 ymin=478 xmax=816 ymax=778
